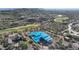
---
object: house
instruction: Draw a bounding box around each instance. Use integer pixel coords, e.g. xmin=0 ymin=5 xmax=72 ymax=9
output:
xmin=28 ymin=31 xmax=53 ymax=46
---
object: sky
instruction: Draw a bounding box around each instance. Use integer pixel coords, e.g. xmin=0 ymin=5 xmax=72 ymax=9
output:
xmin=0 ymin=0 xmax=79 ymax=8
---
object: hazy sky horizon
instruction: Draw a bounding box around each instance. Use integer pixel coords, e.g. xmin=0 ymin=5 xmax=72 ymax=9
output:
xmin=0 ymin=8 xmax=79 ymax=11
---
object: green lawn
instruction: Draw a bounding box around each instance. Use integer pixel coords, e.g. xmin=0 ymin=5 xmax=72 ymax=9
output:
xmin=0 ymin=24 xmax=40 ymax=34
xmin=54 ymin=17 xmax=69 ymax=23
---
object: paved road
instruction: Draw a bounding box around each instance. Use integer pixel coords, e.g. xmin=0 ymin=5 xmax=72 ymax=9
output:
xmin=62 ymin=22 xmax=79 ymax=37
xmin=68 ymin=22 xmax=79 ymax=36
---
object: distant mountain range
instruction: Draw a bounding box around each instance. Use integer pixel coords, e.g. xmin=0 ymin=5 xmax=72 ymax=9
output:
xmin=0 ymin=8 xmax=16 ymax=10
xmin=0 ymin=8 xmax=79 ymax=10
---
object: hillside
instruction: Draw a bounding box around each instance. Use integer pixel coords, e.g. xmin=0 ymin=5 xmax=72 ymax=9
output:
xmin=0 ymin=8 xmax=79 ymax=30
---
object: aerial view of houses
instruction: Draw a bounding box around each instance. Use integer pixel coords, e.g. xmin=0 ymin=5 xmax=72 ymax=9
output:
xmin=0 ymin=8 xmax=79 ymax=50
